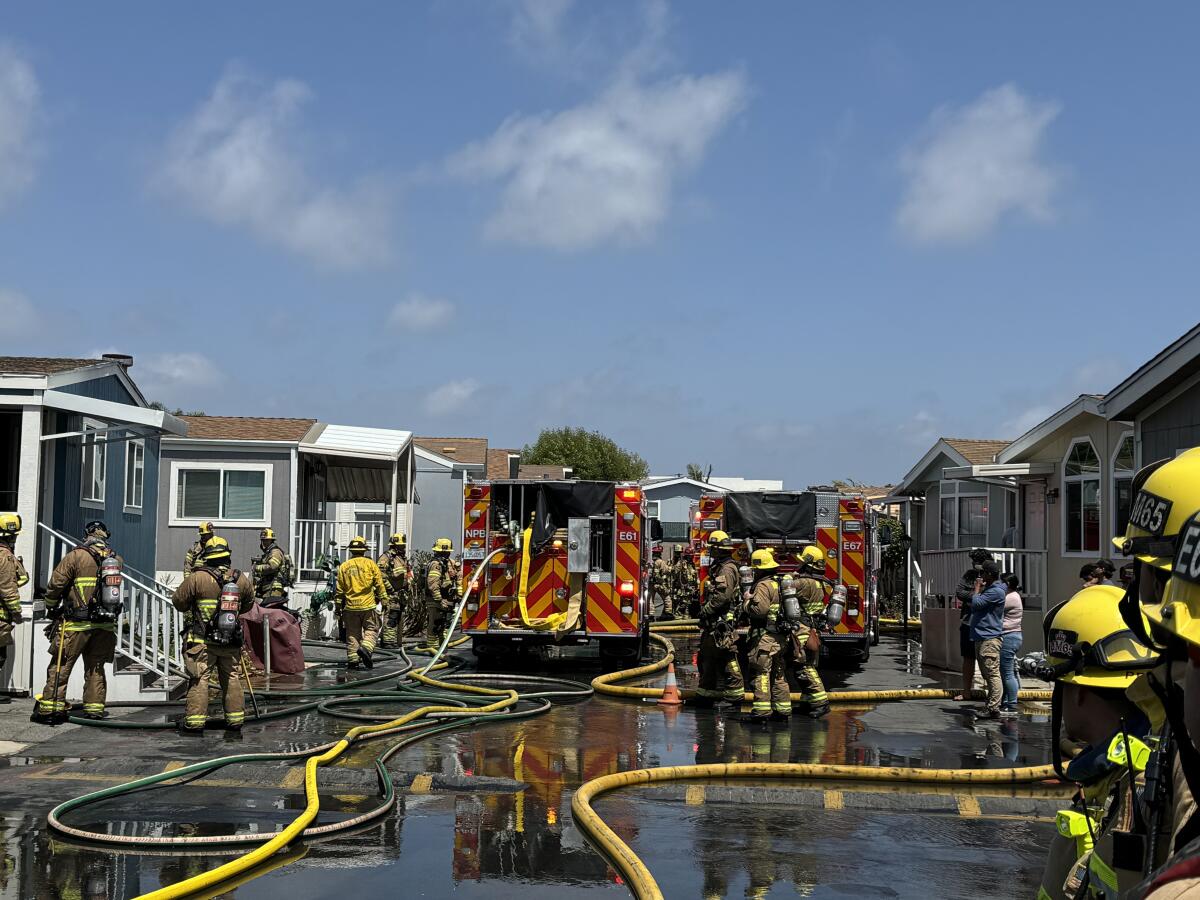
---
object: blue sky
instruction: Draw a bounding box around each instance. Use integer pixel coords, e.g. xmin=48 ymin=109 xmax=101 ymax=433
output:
xmin=1 ymin=2 xmax=1196 ymax=486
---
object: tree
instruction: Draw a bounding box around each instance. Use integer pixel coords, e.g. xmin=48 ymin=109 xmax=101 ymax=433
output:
xmin=686 ymin=463 xmax=705 ymax=482
xmin=522 ymin=427 xmax=649 ymax=482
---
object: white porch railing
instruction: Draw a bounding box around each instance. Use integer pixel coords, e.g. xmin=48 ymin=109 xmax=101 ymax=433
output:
xmin=920 ymin=548 xmax=1047 ymax=612
xmin=293 ymin=518 xmax=389 ymax=580
xmin=38 ymin=523 xmax=185 ymax=680
xmin=910 ymin=557 xmax=924 ymax=620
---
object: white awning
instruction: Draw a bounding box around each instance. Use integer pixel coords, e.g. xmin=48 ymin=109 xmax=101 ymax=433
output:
xmin=943 ymin=462 xmax=1055 ymax=481
xmin=298 ymin=423 xmax=413 ymax=462
xmin=39 ymin=389 xmax=187 ymax=435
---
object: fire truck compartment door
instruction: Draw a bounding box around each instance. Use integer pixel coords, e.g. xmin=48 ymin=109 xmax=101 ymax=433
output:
xmin=724 ymin=492 xmax=817 ymax=541
xmin=567 ymin=518 xmax=590 ymax=573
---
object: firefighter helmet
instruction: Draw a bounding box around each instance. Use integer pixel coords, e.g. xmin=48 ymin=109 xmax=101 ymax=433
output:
xmin=1043 ymin=585 xmax=1159 ymax=688
xmin=84 ymin=520 xmax=109 ymax=539
xmin=390 ymin=532 xmax=407 ymax=547
xmin=201 ymin=536 xmax=232 ymax=563
xmin=433 ymin=538 xmax=453 ymax=553
xmin=796 ymin=545 xmax=825 ymax=571
xmin=1145 ymin=510 xmax=1200 ymax=648
xmin=751 ymin=549 xmax=779 ymax=571
xmin=1114 ymin=449 xmax=1200 ymax=571
xmin=707 ymin=530 xmax=734 ymax=551
xmin=198 ymin=521 xmax=214 ymax=537
xmin=260 ymin=527 xmax=276 ymax=543
xmin=652 ymin=543 xmax=663 ymax=556
xmin=0 ymin=513 xmax=20 ymax=537
xmin=348 ymin=536 xmax=369 ymax=554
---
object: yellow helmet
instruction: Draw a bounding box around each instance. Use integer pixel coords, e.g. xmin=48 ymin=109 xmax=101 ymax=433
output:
xmin=433 ymin=538 xmax=453 ymax=553
xmin=201 ymin=536 xmax=232 ymax=563
xmin=750 ymin=548 xmax=778 ymax=571
xmin=1145 ymin=510 xmax=1200 ymax=648
xmin=1043 ymin=585 xmax=1159 ymax=688
xmin=390 ymin=532 xmax=406 ymax=547
xmin=260 ymin=527 xmax=276 ymax=542
xmin=198 ymin=521 xmax=214 ymax=537
xmin=1115 ymin=448 xmax=1200 ymax=571
xmin=0 ymin=513 xmax=21 ymax=537
xmin=796 ymin=545 xmax=825 ymax=571
xmin=707 ymin=530 xmax=733 ymax=551
xmin=348 ymin=536 xmax=368 ymax=554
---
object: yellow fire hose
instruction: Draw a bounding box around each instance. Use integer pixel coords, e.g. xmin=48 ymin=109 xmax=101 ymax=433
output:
xmin=135 ymin=673 xmax=519 ymax=900
xmin=572 ymin=759 xmax=1059 ymax=900
xmin=593 ymin=634 xmax=1053 ymax=703
xmin=513 ymin=525 xmax=569 ymax=632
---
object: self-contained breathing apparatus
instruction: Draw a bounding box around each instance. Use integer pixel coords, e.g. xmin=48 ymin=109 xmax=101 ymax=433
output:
xmin=90 ymin=553 xmax=124 ymax=622
xmin=199 ymin=568 xmax=244 ymax=647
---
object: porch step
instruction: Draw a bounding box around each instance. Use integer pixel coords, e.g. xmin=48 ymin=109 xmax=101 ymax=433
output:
xmin=111 ymin=656 xmax=186 ymax=702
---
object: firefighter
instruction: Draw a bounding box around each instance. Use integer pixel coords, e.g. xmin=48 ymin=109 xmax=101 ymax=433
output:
xmin=252 ymin=527 xmax=290 ymax=605
xmin=1035 ymin=584 xmax=1163 ymax=899
xmin=33 ymin=521 xmax=121 ymax=723
xmin=651 ymin=543 xmax=672 ymax=619
xmin=744 ymin=548 xmax=792 ymax=724
xmin=377 ymin=533 xmax=410 ymax=649
xmin=672 ymin=546 xmax=699 ymax=618
xmin=426 ymin=538 xmax=457 ymax=646
xmin=0 ymin=514 xmax=28 ymax=703
xmin=336 ymin=536 xmax=387 ymax=669
xmin=182 ymin=521 xmax=216 ymax=577
xmin=789 ymin=545 xmax=830 ymax=718
xmin=692 ymin=530 xmax=745 ymax=708
xmin=171 ymin=537 xmax=255 ymax=734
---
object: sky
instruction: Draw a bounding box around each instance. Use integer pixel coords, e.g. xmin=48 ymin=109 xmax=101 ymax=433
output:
xmin=1 ymin=2 xmax=1197 ymax=487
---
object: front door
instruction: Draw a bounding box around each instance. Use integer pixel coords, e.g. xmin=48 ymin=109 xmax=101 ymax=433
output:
xmin=1022 ymin=482 xmax=1046 ymax=551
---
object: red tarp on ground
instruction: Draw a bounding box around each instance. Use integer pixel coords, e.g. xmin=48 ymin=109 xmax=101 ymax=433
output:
xmin=240 ymin=604 xmax=306 ymax=675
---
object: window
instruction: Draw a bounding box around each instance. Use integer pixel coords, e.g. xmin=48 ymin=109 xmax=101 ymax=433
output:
xmin=80 ymin=419 xmax=106 ymax=506
xmin=1112 ymin=432 xmax=1136 ymax=538
xmin=645 ymin=500 xmax=661 ymax=518
xmin=1064 ymin=439 xmax=1101 ymax=554
xmin=958 ymin=496 xmax=988 ymax=547
xmin=939 ymin=481 xmax=990 ymax=549
xmin=124 ymin=440 xmax=145 ymax=511
xmin=170 ymin=462 xmax=271 ymax=527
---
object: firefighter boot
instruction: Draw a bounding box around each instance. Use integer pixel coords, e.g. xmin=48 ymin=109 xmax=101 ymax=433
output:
xmin=359 ymin=645 xmax=374 ymax=669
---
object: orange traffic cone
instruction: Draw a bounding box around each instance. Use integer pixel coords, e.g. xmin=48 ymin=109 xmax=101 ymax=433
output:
xmin=658 ymin=662 xmax=683 ymax=707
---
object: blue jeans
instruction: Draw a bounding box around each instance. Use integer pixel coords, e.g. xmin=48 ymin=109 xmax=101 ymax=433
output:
xmin=1000 ymin=632 xmax=1022 ymax=710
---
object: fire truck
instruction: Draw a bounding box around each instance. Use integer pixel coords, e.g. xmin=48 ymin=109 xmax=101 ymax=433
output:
xmin=692 ymin=490 xmax=880 ymax=661
xmin=459 ymin=479 xmax=659 ymax=664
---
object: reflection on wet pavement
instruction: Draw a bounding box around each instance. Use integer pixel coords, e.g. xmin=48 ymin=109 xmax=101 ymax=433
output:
xmin=0 ymin=636 xmax=1059 ymax=899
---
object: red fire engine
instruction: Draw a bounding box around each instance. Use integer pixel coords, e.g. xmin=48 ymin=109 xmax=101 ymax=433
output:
xmin=692 ymin=490 xmax=880 ymax=661
xmin=459 ymin=479 xmax=658 ymax=663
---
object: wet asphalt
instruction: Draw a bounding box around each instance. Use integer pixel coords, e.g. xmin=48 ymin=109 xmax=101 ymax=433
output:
xmin=0 ymin=633 xmax=1063 ymax=899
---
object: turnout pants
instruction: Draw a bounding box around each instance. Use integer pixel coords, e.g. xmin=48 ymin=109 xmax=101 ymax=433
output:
xmin=343 ymin=608 xmax=380 ymax=663
xmin=748 ymin=633 xmax=791 ymax=718
xmin=426 ymin=600 xmax=452 ymax=645
xmin=789 ymin=626 xmax=828 ymax=708
xmin=696 ymin=630 xmax=745 ymax=702
xmin=380 ymin=594 xmax=403 ymax=647
xmin=183 ymin=642 xmax=244 ymax=728
xmin=37 ymin=627 xmax=116 ymax=716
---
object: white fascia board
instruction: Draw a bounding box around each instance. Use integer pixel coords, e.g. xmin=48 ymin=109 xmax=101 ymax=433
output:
xmin=297 ymin=444 xmax=398 ymax=463
xmin=895 ymin=440 xmax=969 ymax=493
xmin=1102 ymin=323 xmax=1200 ymax=419
xmin=996 ymin=396 xmax=1101 ymax=464
xmin=415 ymin=445 xmax=458 ymax=468
xmin=40 ymin=389 xmax=181 ymax=433
xmin=0 ymin=375 xmax=49 ymax=390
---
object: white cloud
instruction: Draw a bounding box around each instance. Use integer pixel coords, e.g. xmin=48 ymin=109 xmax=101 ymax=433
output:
xmin=449 ymin=69 xmax=747 ymax=250
xmin=508 ymin=0 xmax=575 ymax=61
xmin=0 ymin=289 xmax=36 ymax=339
xmin=158 ymin=67 xmax=393 ymax=268
xmin=425 ymin=378 xmax=480 ymax=414
xmin=138 ymin=352 xmax=224 ymax=389
xmin=388 ymin=293 xmax=455 ymax=331
xmin=0 ymin=43 xmax=40 ymax=212
xmin=896 ymin=83 xmax=1062 ymax=245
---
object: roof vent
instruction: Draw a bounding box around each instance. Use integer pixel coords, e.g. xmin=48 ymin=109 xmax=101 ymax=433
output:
xmin=102 ymin=353 xmax=134 ymax=369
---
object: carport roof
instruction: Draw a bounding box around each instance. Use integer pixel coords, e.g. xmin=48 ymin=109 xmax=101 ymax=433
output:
xmin=299 ymin=423 xmax=413 ymax=462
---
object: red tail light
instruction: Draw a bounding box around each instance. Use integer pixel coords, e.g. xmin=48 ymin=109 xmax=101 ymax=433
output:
xmin=468 ymin=487 xmax=485 ymax=499
xmin=618 ymin=581 xmax=636 ymax=597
